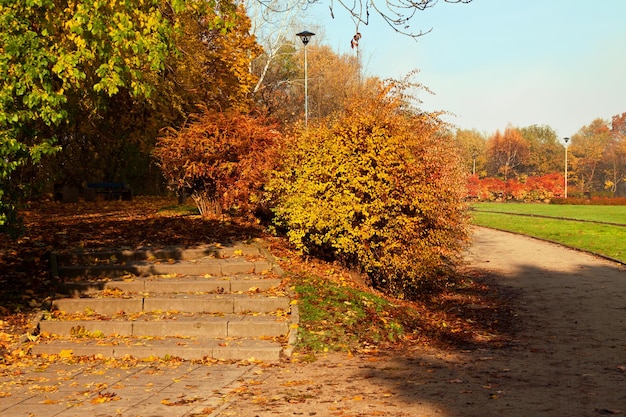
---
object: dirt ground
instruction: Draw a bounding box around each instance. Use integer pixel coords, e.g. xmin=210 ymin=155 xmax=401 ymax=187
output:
xmin=218 ymin=227 xmax=626 ymax=417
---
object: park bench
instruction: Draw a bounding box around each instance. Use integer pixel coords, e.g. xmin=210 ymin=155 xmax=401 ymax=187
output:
xmin=85 ymin=182 xmax=133 ymax=201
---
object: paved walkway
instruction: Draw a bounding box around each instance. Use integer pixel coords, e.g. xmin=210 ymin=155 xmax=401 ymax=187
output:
xmin=0 ymin=359 xmax=261 ymax=417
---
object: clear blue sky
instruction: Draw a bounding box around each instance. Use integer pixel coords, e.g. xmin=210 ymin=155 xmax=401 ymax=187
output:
xmin=302 ymin=0 xmax=626 ymax=137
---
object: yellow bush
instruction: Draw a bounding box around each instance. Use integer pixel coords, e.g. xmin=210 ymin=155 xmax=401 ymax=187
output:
xmin=270 ymin=79 xmax=470 ymax=299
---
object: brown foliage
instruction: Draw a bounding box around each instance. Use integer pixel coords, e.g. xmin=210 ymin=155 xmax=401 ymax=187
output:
xmin=153 ymin=110 xmax=281 ymax=217
xmin=486 ymin=127 xmax=530 ymax=181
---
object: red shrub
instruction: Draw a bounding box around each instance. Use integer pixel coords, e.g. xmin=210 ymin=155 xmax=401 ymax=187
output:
xmin=469 ymin=173 xmax=565 ymax=202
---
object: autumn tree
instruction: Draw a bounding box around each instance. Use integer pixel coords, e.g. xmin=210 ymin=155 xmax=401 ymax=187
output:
xmin=245 ymin=0 xmax=306 ymax=94
xmin=596 ymin=113 xmax=626 ymax=196
xmin=0 ymin=0 xmax=188 ymax=227
xmin=269 ymin=76 xmax=469 ymax=299
xmin=253 ymin=42 xmax=374 ymax=126
xmin=1 ymin=0 xmax=263 ymax=228
xmin=55 ymin=1 xmax=260 ymax=188
xmin=305 ymin=45 xmax=367 ymax=121
xmin=172 ymin=3 xmax=261 ymax=112
xmin=486 ymin=127 xmax=530 ymax=181
xmin=518 ymin=125 xmax=562 ymax=176
xmin=569 ymin=118 xmax=612 ymax=194
xmin=153 ymin=110 xmax=281 ymax=218
xmin=453 ymin=129 xmax=487 ymax=176
xmin=251 ymin=42 xmax=301 ymax=124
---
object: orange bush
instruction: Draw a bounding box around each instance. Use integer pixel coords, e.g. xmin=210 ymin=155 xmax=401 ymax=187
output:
xmin=153 ymin=109 xmax=281 ymax=217
xmin=467 ymin=173 xmax=565 ymax=202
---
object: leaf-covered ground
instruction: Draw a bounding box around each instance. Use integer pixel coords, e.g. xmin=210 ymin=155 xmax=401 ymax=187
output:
xmin=0 ymin=197 xmax=516 ymax=362
xmin=269 ymin=245 xmax=518 ymax=356
xmin=0 ymin=197 xmax=264 ymax=358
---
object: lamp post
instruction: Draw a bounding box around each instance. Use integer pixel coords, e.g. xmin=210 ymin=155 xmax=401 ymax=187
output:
xmin=471 ymin=150 xmax=478 ymax=176
xmin=296 ymin=30 xmax=315 ymax=126
xmin=562 ymin=137 xmax=571 ymax=198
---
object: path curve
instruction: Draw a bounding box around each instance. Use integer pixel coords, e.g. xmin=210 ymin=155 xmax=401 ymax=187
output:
xmin=219 ymin=226 xmax=626 ymax=417
xmin=460 ymin=227 xmax=626 ymax=416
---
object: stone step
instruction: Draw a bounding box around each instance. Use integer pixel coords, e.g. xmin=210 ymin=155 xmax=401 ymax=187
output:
xmin=57 ymin=276 xmax=283 ymax=296
xmin=35 ymin=242 xmax=295 ymax=362
xmin=55 ymin=258 xmax=274 ymax=279
xmin=39 ymin=314 xmax=289 ymax=338
xmin=54 ymin=244 xmax=263 ymax=265
xmin=31 ymin=337 xmax=284 ymax=362
xmin=51 ymin=294 xmax=291 ymax=316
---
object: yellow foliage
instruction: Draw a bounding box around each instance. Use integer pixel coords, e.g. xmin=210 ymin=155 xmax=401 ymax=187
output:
xmin=59 ymin=349 xmax=74 ymax=358
xmin=270 ymin=76 xmax=470 ymax=299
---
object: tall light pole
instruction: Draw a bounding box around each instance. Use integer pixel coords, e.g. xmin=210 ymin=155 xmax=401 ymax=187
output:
xmin=562 ymin=137 xmax=571 ymax=198
xmin=296 ymin=30 xmax=315 ymax=127
xmin=350 ymin=32 xmax=362 ymax=84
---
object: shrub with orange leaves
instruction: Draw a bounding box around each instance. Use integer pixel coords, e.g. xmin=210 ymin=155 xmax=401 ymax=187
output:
xmin=269 ymin=78 xmax=470 ymax=299
xmin=153 ymin=109 xmax=281 ymax=217
xmin=467 ymin=173 xmax=565 ymax=201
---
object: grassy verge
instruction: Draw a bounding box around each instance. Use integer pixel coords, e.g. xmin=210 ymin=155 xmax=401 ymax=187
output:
xmin=286 ymin=266 xmax=516 ymax=359
xmin=473 ymin=202 xmax=626 ymax=225
xmin=292 ymin=273 xmax=408 ymax=357
xmin=471 ymin=210 xmax=626 ymax=263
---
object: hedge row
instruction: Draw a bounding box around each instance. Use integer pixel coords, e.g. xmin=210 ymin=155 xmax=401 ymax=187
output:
xmin=467 ymin=173 xmax=565 ymax=202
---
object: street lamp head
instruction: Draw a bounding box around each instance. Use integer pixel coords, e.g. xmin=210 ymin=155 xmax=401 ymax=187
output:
xmin=296 ymin=30 xmax=315 ymax=46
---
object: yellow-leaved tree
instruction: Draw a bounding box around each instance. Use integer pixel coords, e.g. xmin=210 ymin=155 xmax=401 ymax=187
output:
xmin=269 ymin=76 xmax=470 ymax=299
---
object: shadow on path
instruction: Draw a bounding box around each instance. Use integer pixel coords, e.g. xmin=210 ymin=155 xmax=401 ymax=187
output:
xmin=219 ymin=227 xmax=626 ymax=417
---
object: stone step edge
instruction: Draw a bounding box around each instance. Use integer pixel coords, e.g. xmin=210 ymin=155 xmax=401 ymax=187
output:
xmin=30 ymin=337 xmax=284 ymax=362
xmin=54 ymin=259 xmax=275 ymax=279
xmin=39 ymin=316 xmax=289 ymax=338
xmin=49 ymin=295 xmax=291 ymax=316
xmin=56 ymin=276 xmax=283 ymax=296
xmin=52 ymin=243 xmax=264 ymax=264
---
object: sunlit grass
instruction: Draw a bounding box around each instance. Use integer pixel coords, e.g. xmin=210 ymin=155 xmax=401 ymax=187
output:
xmin=471 ymin=210 xmax=626 ymax=263
xmin=157 ymin=203 xmax=200 ymax=216
xmin=473 ymin=202 xmax=626 ymax=225
xmin=293 ymin=273 xmax=409 ymax=354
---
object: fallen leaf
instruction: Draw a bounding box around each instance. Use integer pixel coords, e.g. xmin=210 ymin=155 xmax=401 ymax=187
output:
xmin=91 ymin=391 xmax=119 ymax=404
xmin=596 ymin=409 xmax=622 ymax=415
xmin=59 ymin=349 xmax=73 ymax=358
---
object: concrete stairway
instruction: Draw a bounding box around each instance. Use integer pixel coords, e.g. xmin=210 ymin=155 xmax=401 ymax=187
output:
xmin=32 ymin=243 xmax=296 ymax=362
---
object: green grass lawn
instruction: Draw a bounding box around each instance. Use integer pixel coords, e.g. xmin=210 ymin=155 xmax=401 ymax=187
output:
xmin=471 ymin=204 xmax=626 ymax=263
xmin=473 ymin=202 xmax=626 ymax=225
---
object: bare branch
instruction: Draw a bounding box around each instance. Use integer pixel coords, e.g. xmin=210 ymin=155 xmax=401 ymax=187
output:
xmin=249 ymin=0 xmax=471 ymax=38
xmin=308 ymin=0 xmax=471 ymax=38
